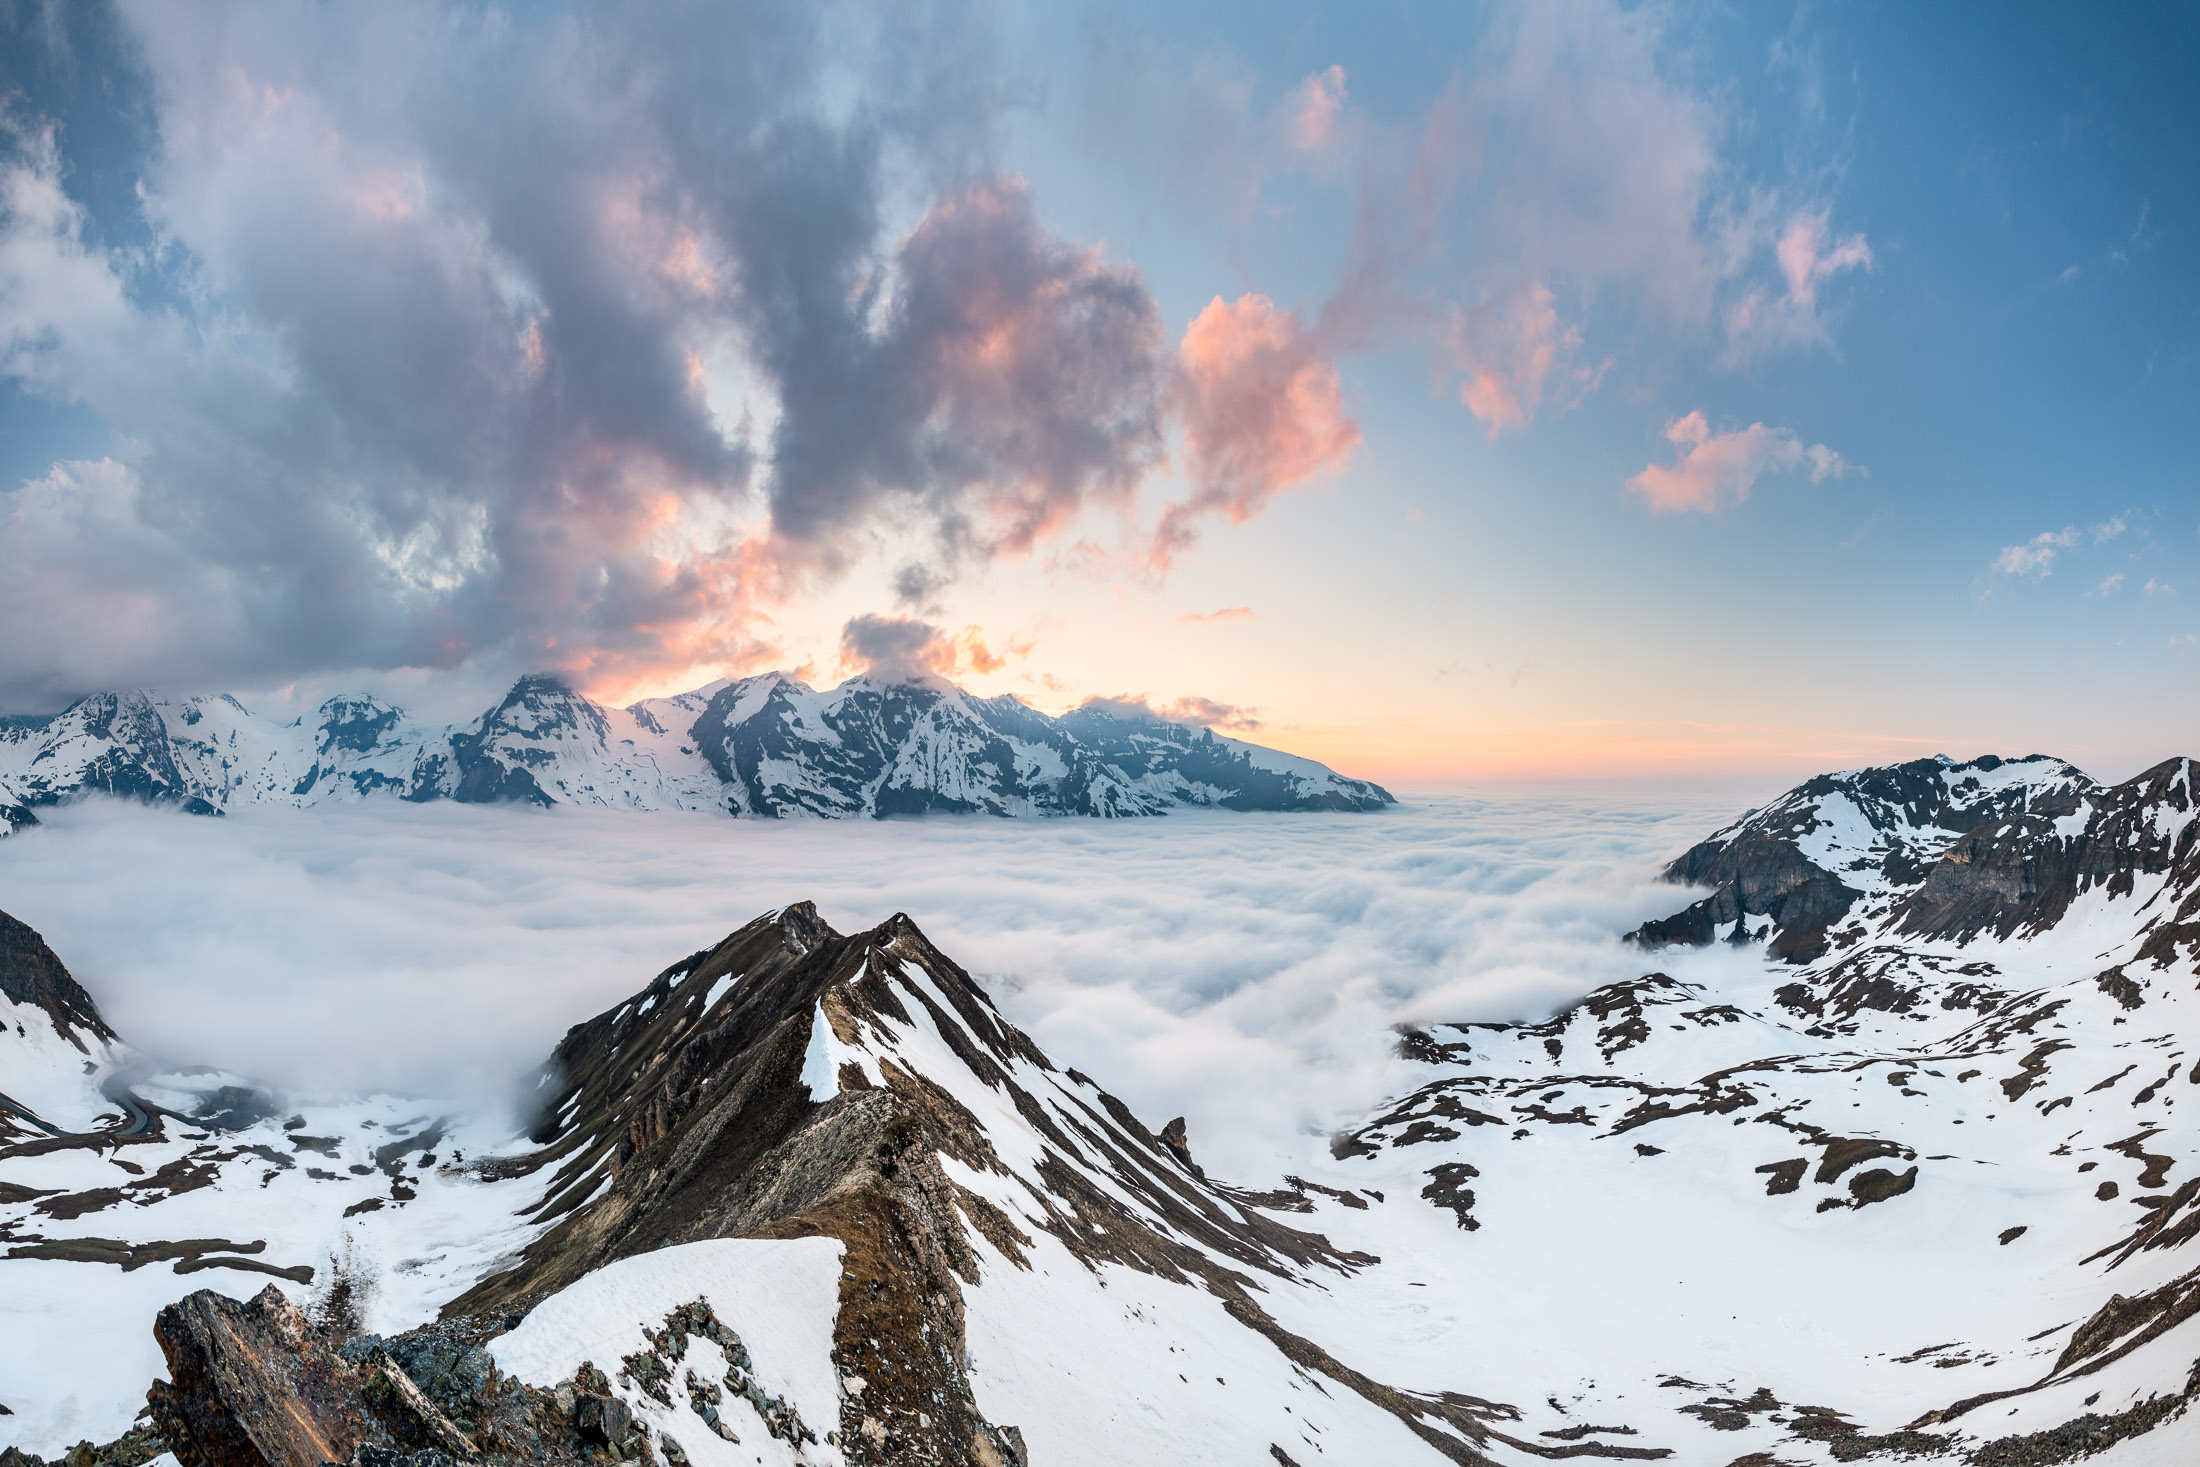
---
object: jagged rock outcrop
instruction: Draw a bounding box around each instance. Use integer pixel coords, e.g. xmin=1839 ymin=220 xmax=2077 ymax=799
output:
xmin=0 ymin=674 xmax=1391 ymax=826
xmin=149 ymin=1286 xmax=370 ymax=1467
xmin=141 ymin=1283 xmax=657 ymax=1467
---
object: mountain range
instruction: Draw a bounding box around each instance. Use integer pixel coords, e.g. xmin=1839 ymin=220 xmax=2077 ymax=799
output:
xmin=3 ymin=751 xmax=2198 ymax=1465
xmin=0 ymin=675 xmax=1393 ymax=834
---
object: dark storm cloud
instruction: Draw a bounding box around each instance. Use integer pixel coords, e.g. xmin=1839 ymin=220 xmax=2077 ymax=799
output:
xmin=0 ymin=0 xmax=1167 ymax=707
xmin=758 ymin=176 xmax=1167 ymax=574
xmin=838 ymin=612 xmax=953 ymax=681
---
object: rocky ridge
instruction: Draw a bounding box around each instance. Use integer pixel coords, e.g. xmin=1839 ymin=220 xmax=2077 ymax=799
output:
xmin=0 ymin=674 xmax=1392 ymax=833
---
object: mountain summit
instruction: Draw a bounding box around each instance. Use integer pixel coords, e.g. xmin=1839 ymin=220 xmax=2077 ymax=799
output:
xmin=0 ymin=674 xmax=1392 ymax=831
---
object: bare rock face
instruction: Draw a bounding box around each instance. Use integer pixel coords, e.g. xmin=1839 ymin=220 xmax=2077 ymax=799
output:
xmin=1629 ymin=836 xmax=1861 ymax=962
xmin=149 ymin=1285 xmax=367 ymax=1467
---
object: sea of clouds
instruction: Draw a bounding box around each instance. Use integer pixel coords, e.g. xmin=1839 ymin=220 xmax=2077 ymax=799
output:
xmin=0 ymin=784 xmax=1775 ymax=1179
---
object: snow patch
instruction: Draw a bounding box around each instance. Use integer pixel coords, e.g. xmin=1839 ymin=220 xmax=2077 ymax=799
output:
xmin=490 ymin=1237 xmax=846 ymax=1465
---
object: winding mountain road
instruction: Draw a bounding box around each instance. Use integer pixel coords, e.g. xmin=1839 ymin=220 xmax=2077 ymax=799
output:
xmin=0 ymin=1081 xmax=157 ymax=1143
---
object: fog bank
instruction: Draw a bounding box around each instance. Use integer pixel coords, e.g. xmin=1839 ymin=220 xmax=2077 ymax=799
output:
xmin=0 ymin=785 xmax=1766 ymax=1178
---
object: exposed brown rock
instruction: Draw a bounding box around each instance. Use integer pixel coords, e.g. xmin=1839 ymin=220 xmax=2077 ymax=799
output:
xmin=150 ymin=1284 xmax=367 ymax=1467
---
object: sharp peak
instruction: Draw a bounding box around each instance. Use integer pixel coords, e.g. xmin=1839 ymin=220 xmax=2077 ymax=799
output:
xmin=756 ymin=901 xmax=935 ymax=956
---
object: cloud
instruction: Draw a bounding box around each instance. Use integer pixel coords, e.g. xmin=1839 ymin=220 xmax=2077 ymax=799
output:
xmin=1078 ymin=0 xmax=1872 ymax=448
xmin=765 ymin=176 xmax=1168 ymax=574
xmin=1075 ymin=691 xmax=1263 ymax=732
xmin=0 ymin=4 xmax=1166 ymax=708
xmin=1625 ymin=411 xmax=1859 ymax=514
xmin=1992 ymin=529 xmax=2078 ymax=577
xmin=1287 ymin=66 xmax=1348 ymax=153
xmin=1178 ymin=606 xmax=1256 ymax=624
xmin=1158 ymin=695 xmax=1262 ymax=732
xmin=1078 ymin=690 xmax=1267 ymax=730
xmin=2106 ymin=203 xmax=2155 ymax=267
xmin=2092 ymin=514 xmax=2130 ymax=543
xmin=0 ymin=791 xmax=1753 ymax=1179
xmin=1154 ymin=293 xmax=1359 ymax=569
xmin=951 ymin=624 xmax=1032 ymax=675
xmin=839 ymin=614 xmax=955 ymax=681
xmin=1448 ymin=283 xmax=1610 ymax=437
xmin=1721 ymin=207 xmax=1873 ymax=360
xmin=0 ymin=0 xmax=1886 ymax=706
xmin=2093 ymin=573 xmax=2125 ymax=596
xmin=1316 ymin=2 xmax=1868 ymax=431
xmin=837 ymin=613 xmax=1030 ymax=681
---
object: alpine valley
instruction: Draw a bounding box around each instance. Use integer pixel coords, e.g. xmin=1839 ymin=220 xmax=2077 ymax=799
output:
xmin=0 ymin=674 xmax=1393 ymax=832
xmin=4 ymin=752 xmax=2200 ymax=1467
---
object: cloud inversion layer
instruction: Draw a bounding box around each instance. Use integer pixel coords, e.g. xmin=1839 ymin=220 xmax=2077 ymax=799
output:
xmin=0 ymin=788 xmax=1752 ymax=1177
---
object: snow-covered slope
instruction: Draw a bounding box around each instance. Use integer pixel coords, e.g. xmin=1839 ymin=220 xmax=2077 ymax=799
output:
xmin=0 ymin=910 xmax=127 ymax=1140
xmin=0 ymin=674 xmax=1392 ymax=831
xmin=9 ymin=748 xmax=2200 ymax=1464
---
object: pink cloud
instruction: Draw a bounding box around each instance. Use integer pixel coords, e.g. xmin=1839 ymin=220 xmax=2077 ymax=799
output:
xmin=1626 ymin=411 xmax=1858 ymax=514
xmin=872 ymin=177 xmax=1168 ymax=561
xmin=1450 ymin=283 xmax=1610 ymax=436
xmin=837 ymin=614 xmax=1033 ymax=681
xmin=1179 ymin=605 xmax=1256 ymax=624
xmin=1154 ymin=293 xmax=1359 ymax=569
xmin=1288 ymin=66 xmax=1348 ymax=152
xmin=1080 ymin=692 xmax=1263 ymax=733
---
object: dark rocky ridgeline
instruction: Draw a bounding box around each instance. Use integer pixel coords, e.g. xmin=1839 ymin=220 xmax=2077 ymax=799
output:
xmin=0 ymin=910 xmax=117 ymax=1053
xmin=443 ymin=907 xmax=1315 ymax=1462
xmin=0 ymin=908 xmax=133 ymax=1147
xmin=1628 ymin=754 xmax=2200 ymax=962
xmin=25 ymin=903 xmax=1625 ymax=1467
xmin=442 ymin=903 xmax=1618 ymax=1466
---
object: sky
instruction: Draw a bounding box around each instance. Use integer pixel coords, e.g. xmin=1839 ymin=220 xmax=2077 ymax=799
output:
xmin=0 ymin=0 xmax=2194 ymax=783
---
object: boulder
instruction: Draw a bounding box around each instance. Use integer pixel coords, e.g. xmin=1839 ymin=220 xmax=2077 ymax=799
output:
xmin=149 ymin=1285 xmax=366 ymax=1467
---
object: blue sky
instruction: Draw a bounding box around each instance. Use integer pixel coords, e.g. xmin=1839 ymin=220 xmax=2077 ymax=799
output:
xmin=0 ymin=1 xmax=2192 ymax=779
